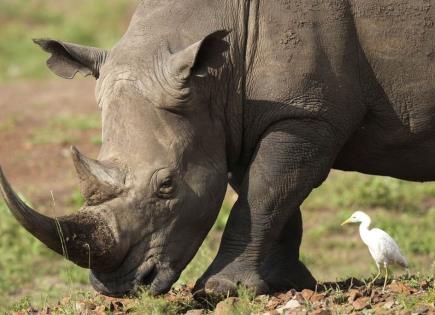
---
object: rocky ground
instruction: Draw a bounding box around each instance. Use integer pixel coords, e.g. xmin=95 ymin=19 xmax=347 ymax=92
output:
xmin=10 ymin=275 xmax=435 ymax=314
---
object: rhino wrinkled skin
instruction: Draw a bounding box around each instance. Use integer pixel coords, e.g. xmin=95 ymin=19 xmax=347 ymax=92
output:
xmin=1 ymin=0 xmax=435 ymax=297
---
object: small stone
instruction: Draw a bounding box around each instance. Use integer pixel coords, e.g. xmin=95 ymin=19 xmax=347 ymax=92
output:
xmin=310 ymin=293 xmax=326 ymax=303
xmin=352 ymin=296 xmax=371 ymax=311
xmin=95 ymin=305 xmax=108 ymax=315
xmin=420 ymin=280 xmax=430 ymax=290
xmin=26 ymin=307 xmax=38 ymax=314
xmin=348 ymin=289 xmax=362 ymax=303
xmin=75 ymin=302 xmax=86 ymax=313
xmin=386 ymin=295 xmax=395 ymax=302
xmin=301 ymin=289 xmax=314 ymax=301
xmin=261 ymin=311 xmax=280 ymax=315
xmin=383 ymin=301 xmax=395 ymax=309
xmin=309 ymin=309 xmax=332 ymax=315
xmin=266 ymin=297 xmax=282 ymax=310
xmin=294 ymin=292 xmax=306 ymax=303
xmin=416 ymin=306 xmax=430 ymax=314
xmin=185 ymin=310 xmax=205 ymax=315
xmin=283 ymin=299 xmax=301 ymax=309
xmin=215 ymin=297 xmax=239 ymax=315
xmin=389 ymin=281 xmax=411 ymax=294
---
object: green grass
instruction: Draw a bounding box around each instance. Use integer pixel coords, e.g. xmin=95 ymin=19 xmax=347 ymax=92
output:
xmin=29 ymin=113 xmax=101 ymax=145
xmin=0 ymin=0 xmax=135 ymax=82
xmin=0 ymin=199 xmax=88 ymax=312
xmin=304 ymin=171 xmax=435 ymax=212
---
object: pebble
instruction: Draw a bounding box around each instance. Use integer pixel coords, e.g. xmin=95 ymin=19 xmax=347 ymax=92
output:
xmin=309 ymin=309 xmax=332 ymax=315
xmin=301 ymin=289 xmax=314 ymax=300
xmin=347 ymin=289 xmax=362 ymax=303
xmin=185 ymin=309 xmax=205 ymax=315
xmin=352 ymin=296 xmax=371 ymax=311
xmin=283 ymin=299 xmax=301 ymax=309
xmin=383 ymin=301 xmax=395 ymax=309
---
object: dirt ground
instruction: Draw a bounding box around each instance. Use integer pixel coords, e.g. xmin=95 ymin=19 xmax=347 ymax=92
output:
xmin=0 ymin=79 xmax=100 ymax=215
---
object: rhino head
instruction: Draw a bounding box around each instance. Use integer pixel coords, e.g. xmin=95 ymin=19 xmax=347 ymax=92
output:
xmin=0 ymin=30 xmax=231 ymax=296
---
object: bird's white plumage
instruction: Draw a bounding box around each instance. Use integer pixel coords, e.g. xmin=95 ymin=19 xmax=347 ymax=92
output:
xmin=364 ymin=228 xmax=408 ymax=268
xmin=342 ymin=211 xmax=408 ymax=291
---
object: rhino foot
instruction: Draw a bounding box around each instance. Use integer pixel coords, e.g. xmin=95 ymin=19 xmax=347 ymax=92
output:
xmin=261 ymin=258 xmax=317 ymax=292
xmin=193 ymin=263 xmax=270 ymax=298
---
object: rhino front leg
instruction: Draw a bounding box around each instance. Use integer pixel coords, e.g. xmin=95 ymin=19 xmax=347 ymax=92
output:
xmin=194 ymin=119 xmax=341 ymax=296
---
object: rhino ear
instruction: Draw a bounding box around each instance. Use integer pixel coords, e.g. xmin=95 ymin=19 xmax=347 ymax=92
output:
xmin=33 ymin=39 xmax=108 ymax=79
xmin=168 ymin=30 xmax=230 ymax=80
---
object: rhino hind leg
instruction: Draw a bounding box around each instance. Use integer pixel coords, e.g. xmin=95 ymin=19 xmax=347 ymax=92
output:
xmin=194 ymin=119 xmax=341 ymax=297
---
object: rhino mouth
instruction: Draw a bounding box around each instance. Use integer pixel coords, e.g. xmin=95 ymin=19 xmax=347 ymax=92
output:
xmin=89 ymin=235 xmax=180 ymax=297
xmin=90 ymin=256 xmax=156 ymax=297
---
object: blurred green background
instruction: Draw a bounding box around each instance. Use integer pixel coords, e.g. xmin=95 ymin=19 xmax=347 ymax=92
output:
xmin=0 ymin=1 xmax=434 ymax=313
xmin=0 ymin=0 xmax=133 ymax=82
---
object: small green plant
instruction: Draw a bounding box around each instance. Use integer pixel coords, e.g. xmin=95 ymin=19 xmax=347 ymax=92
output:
xmin=232 ymin=285 xmax=268 ymax=315
xmin=135 ymin=289 xmax=197 ymax=315
xmin=11 ymin=296 xmax=32 ymax=312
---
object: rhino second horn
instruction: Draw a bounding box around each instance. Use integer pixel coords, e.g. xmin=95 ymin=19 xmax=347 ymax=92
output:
xmin=71 ymin=146 xmax=125 ymax=204
xmin=0 ymin=167 xmax=119 ymax=272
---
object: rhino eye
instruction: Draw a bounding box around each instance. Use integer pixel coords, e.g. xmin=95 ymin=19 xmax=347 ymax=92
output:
xmin=158 ymin=177 xmax=175 ymax=198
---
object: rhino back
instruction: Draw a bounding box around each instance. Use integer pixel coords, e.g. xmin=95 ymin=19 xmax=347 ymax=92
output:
xmin=334 ymin=1 xmax=435 ymax=180
xmin=352 ymin=0 xmax=435 ymax=136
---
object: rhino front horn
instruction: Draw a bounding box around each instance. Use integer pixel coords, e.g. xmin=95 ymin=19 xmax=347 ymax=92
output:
xmin=0 ymin=166 xmax=120 ymax=271
xmin=71 ymin=146 xmax=125 ymax=205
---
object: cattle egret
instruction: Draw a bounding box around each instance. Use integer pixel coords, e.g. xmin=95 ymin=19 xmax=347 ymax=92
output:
xmin=341 ymin=211 xmax=408 ymax=292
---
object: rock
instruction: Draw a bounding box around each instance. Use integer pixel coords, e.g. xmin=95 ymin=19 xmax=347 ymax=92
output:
xmin=416 ymin=306 xmax=430 ymax=314
xmin=385 ymin=295 xmax=395 ymax=302
xmin=185 ymin=310 xmax=205 ymax=315
xmin=26 ymin=307 xmax=39 ymax=314
xmin=266 ymin=297 xmax=282 ymax=310
xmin=301 ymin=289 xmax=314 ymax=301
xmin=215 ymin=297 xmax=239 ymax=315
xmin=75 ymin=302 xmax=86 ymax=313
xmin=294 ymin=292 xmax=306 ymax=303
xmin=261 ymin=311 xmax=280 ymax=315
xmin=420 ymin=280 xmax=430 ymax=290
xmin=309 ymin=309 xmax=332 ymax=315
xmin=94 ymin=305 xmax=108 ymax=315
xmin=352 ymin=297 xmax=371 ymax=311
xmin=310 ymin=293 xmax=326 ymax=303
xmin=347 ymin=289 xmax=362 ymax=303
xmin=283 ymin=299 xmax=301 ymax=309
xmin=383 ymin=301 xmax=395 ymax=309
xmin=389 ymin=281 xmax=412 ymax=295
xmin=276 ymin=299 xmax=302 ymax=315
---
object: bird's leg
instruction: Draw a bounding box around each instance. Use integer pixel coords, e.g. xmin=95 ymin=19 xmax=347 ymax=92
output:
xmin=382 ymin=264 xmax=388 ymax=293
xmin=371 ymin=265 xmax=381 ymax=285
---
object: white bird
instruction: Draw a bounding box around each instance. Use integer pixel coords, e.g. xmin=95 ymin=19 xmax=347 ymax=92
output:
xmin=341 ymin=211 xmax=408 ymax=292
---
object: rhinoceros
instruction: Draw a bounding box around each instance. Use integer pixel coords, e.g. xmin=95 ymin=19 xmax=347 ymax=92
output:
xmin=1 ymin=0 xmax=434 ymax=297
